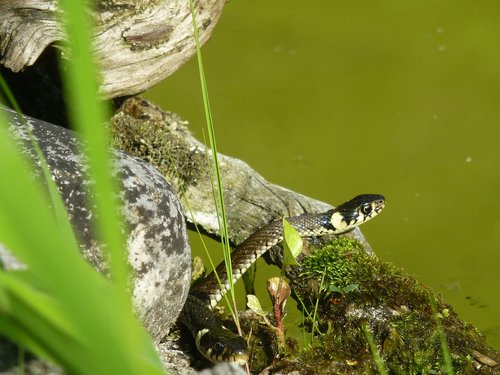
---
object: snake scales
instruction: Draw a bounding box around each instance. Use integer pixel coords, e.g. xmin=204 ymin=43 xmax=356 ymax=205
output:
xmin=179 ymin=194 xmax=385 ymax=364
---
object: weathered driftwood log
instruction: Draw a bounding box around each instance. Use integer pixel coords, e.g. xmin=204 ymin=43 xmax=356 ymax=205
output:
xmin=110 ymin=96 xmax=373 ymax=255
xmin=0 ymin=0 xmax=225 ymax=98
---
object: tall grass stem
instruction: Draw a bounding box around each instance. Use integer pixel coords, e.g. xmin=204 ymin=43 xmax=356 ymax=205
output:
xmin=188 ymin=0 xmax=240 ymax=330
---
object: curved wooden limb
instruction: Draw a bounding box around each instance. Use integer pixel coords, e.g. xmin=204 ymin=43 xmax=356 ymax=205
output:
xmin=110 ymin=97 xmax=374 ymax=254
xmin=0 ymin=0 xmax=225 ymax=98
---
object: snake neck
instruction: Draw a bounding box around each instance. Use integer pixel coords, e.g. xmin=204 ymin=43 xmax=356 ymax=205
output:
xmin=181 ymin=194 xmax=385 ymax=364
xmin=191 ymin=211 xmax=335 ymax=308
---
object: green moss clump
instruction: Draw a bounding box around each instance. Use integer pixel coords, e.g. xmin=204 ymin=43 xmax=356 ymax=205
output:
xmin=283 ymin=237 xmax=500 ymax=374
xmin=300 ymin=237 xmax=367 ymax=295
xmin=110 ymin=98 xmax=205 ymax=192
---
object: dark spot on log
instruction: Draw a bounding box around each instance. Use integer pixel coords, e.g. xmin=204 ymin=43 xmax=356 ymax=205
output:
xmin=202 ymin=19 xmax=211 ymax=29
xmin=123 ymin=24 xmax=174 ymax=50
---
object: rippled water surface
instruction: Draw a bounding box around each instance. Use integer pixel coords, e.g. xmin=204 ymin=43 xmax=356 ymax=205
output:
xmin=146 ymin=0 xmax=500 ymax=349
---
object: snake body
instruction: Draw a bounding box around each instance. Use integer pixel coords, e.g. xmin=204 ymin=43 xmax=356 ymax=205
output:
xmin=179 ymin=194 xmax=385 ymax=364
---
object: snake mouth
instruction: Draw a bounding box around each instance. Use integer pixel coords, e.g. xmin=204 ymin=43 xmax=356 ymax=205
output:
xmin=330 ymin=194 xmax=385 ymax=231
xmin=195 ymin=323 xmax=249 ymax=364
xmin=205 ymin=344 xmax=249 ymax=364
xmin=230 ymin=351 xmax=249 ymax=365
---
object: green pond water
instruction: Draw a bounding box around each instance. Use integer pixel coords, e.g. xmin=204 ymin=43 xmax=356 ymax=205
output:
xmin=146 ymin=0 xmax=500 ymax=349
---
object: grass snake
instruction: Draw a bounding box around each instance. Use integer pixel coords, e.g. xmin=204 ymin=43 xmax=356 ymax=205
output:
xmin=178 ymin=194 xmax=385 ymax=364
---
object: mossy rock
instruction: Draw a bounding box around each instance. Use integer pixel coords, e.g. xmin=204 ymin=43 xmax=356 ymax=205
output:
xmin=245 ymin=238 xmax=499 ymax=374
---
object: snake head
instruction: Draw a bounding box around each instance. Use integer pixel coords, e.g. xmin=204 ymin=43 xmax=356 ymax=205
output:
xmin=196 ymin=327 xmax=249 ymax=365
xmin=330 ymin=194 xmax=385 ymax=232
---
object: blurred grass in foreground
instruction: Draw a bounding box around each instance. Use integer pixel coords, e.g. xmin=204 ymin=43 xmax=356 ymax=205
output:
xmin=0 ymin=0 xmax=164 ymax=373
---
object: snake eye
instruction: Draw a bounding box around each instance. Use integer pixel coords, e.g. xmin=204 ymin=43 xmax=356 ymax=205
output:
xmin=213 ymin=341 xmax=225 ymax=355
xmin=361 ymin=203 xmax=372 ymax=216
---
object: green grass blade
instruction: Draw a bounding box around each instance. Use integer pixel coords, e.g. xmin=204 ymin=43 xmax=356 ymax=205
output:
xmin=429 ymin=292 xmax=454 ymax=374
xmin=0 ymin=274 xmax=79 ymax=338
xmin=199 ymin=132 xmax=238 ymax=321
xmin=56 ymin=0 xmax=128 ymax=293
xmin=0 ymin=111 xmax=163 ymax=372
xmin=0 ymin=74 xmax=81 ymax=258
xmin=188 ymin=0 xmax=241 ymax=330
xmin=189 ymin=2 xmax=232 ymax=288
xmin=0 ymin=0 xmax=165 ymax=372
xmin=363 ymin=323 xmax=388 ymax=375
xmin=55 ymin=1 xmax=161 ymax=371
xmin=310 ymin=270 xmax=326 ymax=341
